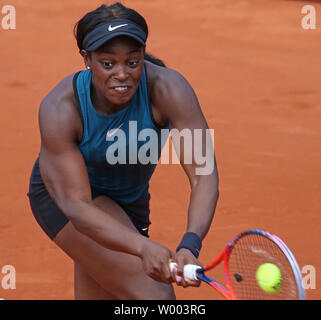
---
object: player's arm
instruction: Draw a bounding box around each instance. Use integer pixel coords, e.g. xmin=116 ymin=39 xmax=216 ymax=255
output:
xmin=152 ymin=67 xmax=219 ymax=284
xmin=38 ymin=80 xmax=173 ymax=283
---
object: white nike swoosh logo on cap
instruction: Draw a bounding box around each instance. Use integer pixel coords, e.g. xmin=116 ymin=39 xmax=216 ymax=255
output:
xmin=108 ymin=24 xmax=128 ymax=32
xmin=106 ymin=123 xmax=124 ymax=138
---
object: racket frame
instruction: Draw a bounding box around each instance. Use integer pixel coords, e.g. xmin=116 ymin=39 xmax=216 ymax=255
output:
xmin=196 ymin=229 xmax=306 ymax=300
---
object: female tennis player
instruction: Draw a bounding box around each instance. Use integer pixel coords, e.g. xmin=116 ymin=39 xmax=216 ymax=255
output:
xmin=27 ymin=3 xmax=219 ymax=300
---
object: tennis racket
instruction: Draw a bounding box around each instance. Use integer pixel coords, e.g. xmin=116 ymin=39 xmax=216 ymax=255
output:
xmin=170 ymin=229 xmax=306 ymax=300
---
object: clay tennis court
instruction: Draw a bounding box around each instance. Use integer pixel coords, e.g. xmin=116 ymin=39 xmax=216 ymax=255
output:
xmin=0 ymin=0 xmax=320 ymax=300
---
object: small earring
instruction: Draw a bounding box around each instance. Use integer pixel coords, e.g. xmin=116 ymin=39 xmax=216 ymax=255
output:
xmin=86 ymin=66 xmax=91 ymax=70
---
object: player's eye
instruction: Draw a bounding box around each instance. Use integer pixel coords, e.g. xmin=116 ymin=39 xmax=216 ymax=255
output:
xmin=102 ymin=61 xmax=113 ymax=69
xmin=128 ymin=59 xmax=140 ymax=68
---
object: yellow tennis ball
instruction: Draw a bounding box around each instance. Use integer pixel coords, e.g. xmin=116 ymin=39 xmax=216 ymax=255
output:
xmin=256 ymin=263 xmax=282 ymax=294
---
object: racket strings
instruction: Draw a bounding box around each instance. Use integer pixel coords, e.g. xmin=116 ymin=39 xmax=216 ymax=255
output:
xmin=227 ymin=234 xmax=299 ymax=300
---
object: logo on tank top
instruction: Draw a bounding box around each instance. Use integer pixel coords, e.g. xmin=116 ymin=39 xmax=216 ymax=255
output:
xmin=106 ymin=123 xmax=124 ymax=138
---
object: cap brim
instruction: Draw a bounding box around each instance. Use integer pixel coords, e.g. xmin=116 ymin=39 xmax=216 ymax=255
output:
xmin=86 ymin=32 xmax=146 ymax=51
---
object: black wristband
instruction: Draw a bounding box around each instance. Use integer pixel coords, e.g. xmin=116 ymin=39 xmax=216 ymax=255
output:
xmin=176 ymin=232 xmax=202 ymax=258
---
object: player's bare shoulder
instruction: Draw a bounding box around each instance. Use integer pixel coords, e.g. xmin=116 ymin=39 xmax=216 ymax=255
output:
xmin=145 ymin=60 xmax=188 ymax=98
xmin=39 ymin=73 xmax=77 ymax=120
xmin=39 ymin=73 xmax=82 ymax=142
xmin=145 ymin=61 xmax=200 ymax=122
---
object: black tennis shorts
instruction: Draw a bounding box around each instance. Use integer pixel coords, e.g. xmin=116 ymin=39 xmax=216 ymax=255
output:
xmin=27 ymin=158 xmax=151 ymax=240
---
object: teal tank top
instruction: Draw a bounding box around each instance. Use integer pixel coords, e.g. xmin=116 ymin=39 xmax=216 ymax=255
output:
xmin=73 ymin=66 xmax=169 ymax=204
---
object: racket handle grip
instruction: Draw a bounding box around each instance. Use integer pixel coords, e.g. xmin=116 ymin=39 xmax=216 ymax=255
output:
xmin=169 ymin=262 xmax=202 ymax=281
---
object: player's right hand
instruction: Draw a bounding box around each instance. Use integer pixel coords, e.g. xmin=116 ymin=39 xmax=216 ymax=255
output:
xmin=140 ymin=239 xmax=175 ymax=284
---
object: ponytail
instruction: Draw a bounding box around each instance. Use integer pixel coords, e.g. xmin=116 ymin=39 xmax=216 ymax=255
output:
xmin=144 ymin=52 xmax=166 ymax=67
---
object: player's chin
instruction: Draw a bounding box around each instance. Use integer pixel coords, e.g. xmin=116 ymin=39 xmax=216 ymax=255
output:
xmin=107 ymin=96 xmax=132 ymax=108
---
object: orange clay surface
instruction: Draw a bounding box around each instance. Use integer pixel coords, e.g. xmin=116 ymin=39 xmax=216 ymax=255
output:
xmin=0 ymin=0 xmax=320 ymax=299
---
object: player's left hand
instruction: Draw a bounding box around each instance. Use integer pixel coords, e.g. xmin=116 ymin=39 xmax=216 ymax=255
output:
xmin=172 ymin=248 xmax=202 ymax=288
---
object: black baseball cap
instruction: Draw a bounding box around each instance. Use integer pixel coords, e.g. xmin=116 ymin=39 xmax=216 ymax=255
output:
xmin=82 ymin=19 xmax=147 ymax=51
